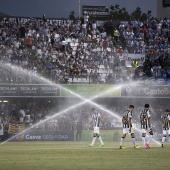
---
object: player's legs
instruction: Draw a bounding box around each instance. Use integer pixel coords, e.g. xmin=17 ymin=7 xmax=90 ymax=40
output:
xmin=131 ymin=132 xmax=140 ymax=148
xmin=147 ymin=129 xmax=153 ymax=146
xmin=142 ymin=133 xmax=146 ymax=146
xmin=141 ymin=128 xmax=147 ymax=148
xmin=120 ymin=128 xmax=128 ymax=149
xmin=95 ymin=127 xmax=104 ymax=146
xmin=96 ymin=133 xmax=104 ymax=147
xmin=168 ymin=130 xmax=170 ymax=142
xmin=89 ymin=127 xmax=104 ymax=146
xmin=161 ymin=130 xmax=167 ymax=147
xmin=131 ymin=133 xmax=136 ymax=146
xmin=120 ymin=134 xmax=126 ymax=149
xmin=131 ymin=133 xmax=136 ymax=147
xmin=89 ymin=132 xmax=97 ymax=146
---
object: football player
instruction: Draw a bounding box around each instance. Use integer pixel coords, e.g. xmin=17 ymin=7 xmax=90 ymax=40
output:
xmin=89 ymin=108 xmax=104 ymax=147
xmin=140 ymin=104 xmax=153 ymax=149
xmin=120 ymin=105 xmax=140 ymax=149
xmin=161 ymin=109 xmax=170 ymax=147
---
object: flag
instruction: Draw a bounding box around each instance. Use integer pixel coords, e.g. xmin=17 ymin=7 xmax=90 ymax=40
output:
xmin=8 ymin=123 xmax=25 ymax=135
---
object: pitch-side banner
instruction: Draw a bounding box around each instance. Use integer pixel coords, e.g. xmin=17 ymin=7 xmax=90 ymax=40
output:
xmin=0 ymin=84 xmax=60 ymax=97
xmin=121 ymin=85 xmax=170 ymax=97
xmin=61 ymin=85 xmax=121 ymax=97
xmin=12 ymin=130 xmax=74 ymax=141
xmin=125 ymin=54 xmax=145 ymax=67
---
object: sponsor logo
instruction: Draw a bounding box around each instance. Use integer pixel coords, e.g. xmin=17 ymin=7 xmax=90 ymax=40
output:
xmin=82 ymin=6 xmax=109 ymax=17
xmin=57 ymin=135 xmax=69 ymax=140
xmin=124 ymin=86 xmax=170 ymax=96
xmin=25 ymin=135 xmax=41 ymax=140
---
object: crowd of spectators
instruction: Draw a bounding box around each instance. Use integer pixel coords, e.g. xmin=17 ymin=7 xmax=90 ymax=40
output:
xmin=0 ymin=16 xmax=116 ymax=84
xmin=0 ymin=16 xmax=170 ymax=84
xmin=120 ymin=17 xmax=170 ymax=83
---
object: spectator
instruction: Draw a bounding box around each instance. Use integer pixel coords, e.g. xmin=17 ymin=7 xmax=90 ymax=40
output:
xmin=113 ymin=27 xmax=120 ymax=43
xmin=26 ymin=36 xmax=32 ymax=50
xmin=76 ymin=111 xmax=83 ymax=141
xmin=131 ymin=59 xmax=139 ymax=69
xmin=102 ymin=38 xmax=108 ymax=51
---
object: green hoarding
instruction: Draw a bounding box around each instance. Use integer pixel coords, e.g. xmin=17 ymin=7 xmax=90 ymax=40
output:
xmin=60 ymin=85 xmax=121 ymax=97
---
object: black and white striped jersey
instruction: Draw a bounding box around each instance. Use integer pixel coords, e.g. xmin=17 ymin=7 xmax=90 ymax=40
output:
xmin=122 ymin=110 xmax=132 ymax=128
xmin=140 ymin=109 xmax=151 ymax=129
xmin=161 ymin=114 xmax=170 ymax=130
xmin=92 ymin=113 xmax=101 ymax=128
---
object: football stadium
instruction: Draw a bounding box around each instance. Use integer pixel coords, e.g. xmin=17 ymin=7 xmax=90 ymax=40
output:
xmin=0 ymin=0 xmax=170 ymax=170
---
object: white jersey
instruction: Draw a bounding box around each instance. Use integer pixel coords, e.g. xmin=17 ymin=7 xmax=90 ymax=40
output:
xmin=92 ymin=113 xmax=101 ymax=128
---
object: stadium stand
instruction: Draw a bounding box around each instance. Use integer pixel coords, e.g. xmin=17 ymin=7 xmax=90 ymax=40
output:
xmin=0 ymin=16 xmax=170 ymax=85
xmin=0 ymin=16 xmax=170 ymax=140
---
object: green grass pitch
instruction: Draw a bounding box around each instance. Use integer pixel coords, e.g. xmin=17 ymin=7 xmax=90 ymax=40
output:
xmin=0 ymin=141 xmax=169 ymax=170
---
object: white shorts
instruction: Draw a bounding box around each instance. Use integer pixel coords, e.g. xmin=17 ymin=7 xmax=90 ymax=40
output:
xmin=163 ymin=130 xmax=170 ymax=135
xmin=141 ymin=129 xmax=147 ymax=134
xmin=141 ymin=128 xmax=152 ymax=134
xmin=123 ymin=128 xmax=134 ymax=134
xmin=93 ymin=127 xmax=99 ymax=134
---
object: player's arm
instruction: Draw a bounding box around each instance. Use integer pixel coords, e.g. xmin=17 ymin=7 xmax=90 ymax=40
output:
xmin=122 ymin=116 xmax=124 ymax=124
xmin=98 ymin=116 xmax=101 ymax=127
xmin=168 ymin=115 xmax=170 ymax=121
xmin=148 ymin=117 xmax=151 ymax=130
xmin=161 ymin=115 xmax=164 ymax=123
xmin=147 ymin=111 xmax=151 ymax=130
xmin=139 ymin=112 xmax=142 ymax=122
xmin=128 ymin=117 xmax=132 ymax=132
